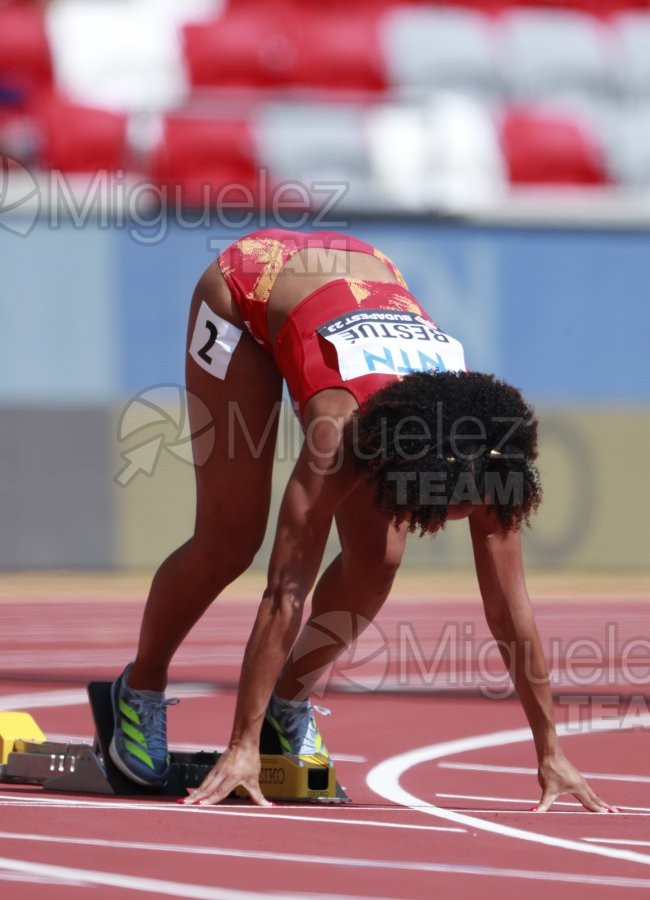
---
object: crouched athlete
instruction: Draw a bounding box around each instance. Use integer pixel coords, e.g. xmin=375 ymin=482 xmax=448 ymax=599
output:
xmin=109 ymin=229 xmax=612 ymax=813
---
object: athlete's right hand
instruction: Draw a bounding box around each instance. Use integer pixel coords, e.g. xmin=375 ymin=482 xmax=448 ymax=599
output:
xmin=179 ymin=743 xmax=272 ymax=807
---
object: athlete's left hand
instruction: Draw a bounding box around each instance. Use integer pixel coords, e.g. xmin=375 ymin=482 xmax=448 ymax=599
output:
xmin=534 ymin=751 xmax=616 ymax=813
xmin=179 ymin=744 xmax=272 ymax=807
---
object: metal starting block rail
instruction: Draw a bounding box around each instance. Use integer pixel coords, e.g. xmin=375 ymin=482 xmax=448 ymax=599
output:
xmin=0 ymin=682 xmax=350 ymax=803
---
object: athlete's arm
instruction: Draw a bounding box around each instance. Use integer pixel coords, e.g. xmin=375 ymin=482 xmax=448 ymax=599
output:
xmin=469 ymin=508 xmax=612 ymax=813
xmin=185 ymin=401 xmax=359 ymax=805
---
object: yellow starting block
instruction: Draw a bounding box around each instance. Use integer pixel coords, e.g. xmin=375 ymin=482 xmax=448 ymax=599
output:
xmin=0 ymin=712 xmax=46 ymax=764
xmin=0 ymin=685 xmax=349 ymax=803
xmin=235 ymin=753 xmax=337 ymax=802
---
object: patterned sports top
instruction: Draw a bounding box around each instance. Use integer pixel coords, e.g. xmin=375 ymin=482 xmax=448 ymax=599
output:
xmin=217 ymin=228 xmax=408 ymax=353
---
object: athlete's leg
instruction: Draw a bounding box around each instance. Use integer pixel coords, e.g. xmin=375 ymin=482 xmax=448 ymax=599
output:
xmin=128 ymin=266 xmax=284 ymax=691
xmin=274 ymin=476 xmax=408 ymax=700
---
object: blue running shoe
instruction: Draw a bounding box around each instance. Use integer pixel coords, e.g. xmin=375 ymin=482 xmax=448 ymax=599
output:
xmin=109 ymin=663 xmax=178 ymax=787
xmin=265 ymin=693 xmax=330 ymax=761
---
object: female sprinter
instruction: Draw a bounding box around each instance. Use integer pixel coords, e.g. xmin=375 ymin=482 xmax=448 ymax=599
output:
xmin=109 ymin=229 xmax=612 ymax=813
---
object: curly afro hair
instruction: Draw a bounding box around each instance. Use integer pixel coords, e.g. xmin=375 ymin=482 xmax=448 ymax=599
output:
xmin=348 ymin=370 xmax=542 ymax=535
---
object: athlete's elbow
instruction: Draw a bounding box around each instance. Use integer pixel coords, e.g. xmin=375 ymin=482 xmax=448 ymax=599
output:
xmin=262 ymin=582 xmax=306 ymax=626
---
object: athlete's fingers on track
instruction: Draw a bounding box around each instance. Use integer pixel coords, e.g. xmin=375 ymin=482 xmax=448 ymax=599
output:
xmin=179 ymin=769 xmax=273 ymax=808
xmin=576 ymin=785 xmax=616 ymax=814
xmin=191 ymin=778 xmax=272 ymax=807
xmin=534 ymin=784 xmax=614 ymax=814
xmin=535 ymin=754 xmax=618 ymax=813
xmin=237 ymin=780 xmax=273 ymax=808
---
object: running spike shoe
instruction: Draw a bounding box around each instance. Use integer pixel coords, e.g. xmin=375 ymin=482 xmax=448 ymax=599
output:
xmin=109 ymin=662 xmax=178 ymax=787
xmin=265 ymin=693 xmax=330 ymax=761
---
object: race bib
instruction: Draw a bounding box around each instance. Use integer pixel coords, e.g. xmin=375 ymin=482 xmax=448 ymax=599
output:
xmin=189 ymin=302 xmax=243 ymax=380
xmin=317 ymin=309 xmax=466 ymax=381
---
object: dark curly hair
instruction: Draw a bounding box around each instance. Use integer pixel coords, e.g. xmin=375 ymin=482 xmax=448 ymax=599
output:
xmin=349 ymin=371 xmax=542 ymax=535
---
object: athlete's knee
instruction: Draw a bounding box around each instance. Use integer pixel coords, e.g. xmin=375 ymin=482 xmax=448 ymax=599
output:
xmin=190 ymin=524 xmax=263 ymax=586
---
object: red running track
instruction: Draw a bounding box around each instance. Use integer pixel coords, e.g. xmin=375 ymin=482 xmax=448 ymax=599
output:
xmin=1 ymin=594 xmax=649 ymax=899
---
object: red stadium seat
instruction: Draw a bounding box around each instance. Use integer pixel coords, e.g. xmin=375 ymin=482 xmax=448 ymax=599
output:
xmin=500 ymin=105 xmax=610 ymax=186
xmin=183 ymin=6 xmax=385 ymax=94
xmin=0 ymin=6 xmax=51 ymax=99
xmin=149 ymin=116 xmax=260 ymax=208
xmin=520 ymin=0 xmax=650 ymax=20
xmin=291 ymin=10 xmax=387 ymax=93
xmin=182 ymin=10 xmax=298 ymax=90
xmin=36 ymin=96 xmax=127 ymax=172
xmin=419 ymin=0 xmax=524 ymax=15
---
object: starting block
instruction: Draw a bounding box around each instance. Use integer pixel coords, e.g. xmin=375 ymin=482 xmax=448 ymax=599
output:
xmin=0 ymin=712 xmax=46 ymax=765
xmin=0 ymin=683 xmax=350 ymax=803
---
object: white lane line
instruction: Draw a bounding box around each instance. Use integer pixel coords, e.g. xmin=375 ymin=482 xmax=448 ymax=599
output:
xmin=0 ymin=685 xmax=216 ymax=713
xmin=0 ymin=690 xmax=90 ymax=710
xmin=584 ymin=840 xmax=650 ymax=848
xmin=0 ymin=857 xmax=376 ymax=899
xmin=438 ymin=761 xmax=650 ymax=784
xmin=0 ymin=798 xmax=463 ymax=833
xmin=436 ymin=794 xmax=650 ymax=814
xmin=3 ymin=836 xmax=650 ymax=890
xmin=367 ymin=714 xmax=650 ymax=868
xmin=0 ymin=872 xmax=80 ymax=886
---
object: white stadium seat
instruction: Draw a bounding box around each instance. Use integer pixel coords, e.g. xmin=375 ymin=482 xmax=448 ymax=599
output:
xmin=254 ymin=103 xmax=379 ymax=211
xmin=366 ymin=93 xmax=506 ymax=211
xmin=600 ymin=100 xmax=650 ymax=186
xmin=611 ymin=12 xmax=650 ymax=98
xmin=499 ymin=9 xmax=614 ymax=101
xmin=44 ymin=0 xmax=220 ymax=113
xmin=380 ymin=6 xmax=501 ymax=101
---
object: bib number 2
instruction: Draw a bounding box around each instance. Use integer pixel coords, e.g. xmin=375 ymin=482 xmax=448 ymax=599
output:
xmin=189 ymin=301 xmax=243 ymax=380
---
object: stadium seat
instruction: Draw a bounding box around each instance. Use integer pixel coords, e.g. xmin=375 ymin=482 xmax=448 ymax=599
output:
xmin=149 ymin=116 xmax=260 ymax=208
xmin=611 ymin=12 xmax=650 ymax=98
xmin=380 ymin=6 xmax=500 ymax=99
xmin=0 ymin=6 xmax=52 ymax=99
xmin=499 ymin=104 xmax=610 ymax=186
xmin=45 ymin=0 xmax=189 ymax=112
xmin=290 ymin=10 xmax=386 ymax=93
xmin=254 ymin=102 xmax=377 ymax=211
xmin=408 ymin=0 xmax=514 ymax=14
xmin=36 ymin=96 xmax=127 ymax=172
xmin=182 ymin=10 xmax=297 ymax=89
xmin=499 ymin=9 xmax=614 ymax=101
xmin=600 ymin=100 xmax=650 ymax=186
xmin=367 ymin=94 xmax=506 ymax=211
xmin=184 ymin=7 xmax=385 ymax=94
xmin=529 ymin=0 xmax=650 ymax=19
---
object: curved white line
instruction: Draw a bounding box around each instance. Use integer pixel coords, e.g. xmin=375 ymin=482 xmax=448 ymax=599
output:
xmin=367 ymin=713 xmax=650 ymax=866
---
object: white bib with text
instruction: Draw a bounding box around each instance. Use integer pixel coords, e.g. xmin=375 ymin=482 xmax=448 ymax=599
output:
xmin=317 ymin=309 xmax=466 ymax=381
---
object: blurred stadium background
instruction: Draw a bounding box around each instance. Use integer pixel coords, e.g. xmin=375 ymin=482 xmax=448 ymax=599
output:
xmin=0 ymin=0 xmax=648 ymax=575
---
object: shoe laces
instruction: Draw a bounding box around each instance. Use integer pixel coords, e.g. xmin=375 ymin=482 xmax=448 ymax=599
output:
xmin=132 ymin=696 xmax=179 ymax=757
xmin=276 ymin=702 xmax=330 ymax=753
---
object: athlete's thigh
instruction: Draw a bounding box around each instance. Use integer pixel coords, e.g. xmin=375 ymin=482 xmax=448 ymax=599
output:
xmin=184 ymin=265 xmax=284 ymax=535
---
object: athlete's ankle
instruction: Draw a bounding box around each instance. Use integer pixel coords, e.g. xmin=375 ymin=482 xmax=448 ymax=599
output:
xmin=125 ymin=661 xmax=168 ymax=693
xmin=271 ymin=692 xmax=310 ymax=710
xmin=272 ymin=682 xmax=310 ymax=705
